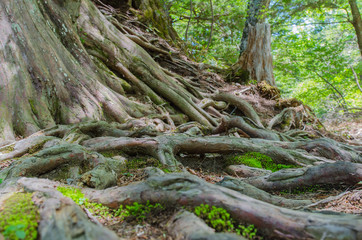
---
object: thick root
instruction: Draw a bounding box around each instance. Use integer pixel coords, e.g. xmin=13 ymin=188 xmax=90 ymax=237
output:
xmin=83 ymin=173 xmax=362 ymax=240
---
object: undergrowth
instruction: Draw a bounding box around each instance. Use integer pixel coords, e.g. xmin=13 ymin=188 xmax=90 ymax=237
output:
xmin=227 ymin=152 xmax=296 ymax=172
xmin=0 ymin=193 xmax=39 ymax=240
xmin=57 ymin=186 xmax=163 ymax=222
xmin=194 ymin=204 xmax=261 ymax=239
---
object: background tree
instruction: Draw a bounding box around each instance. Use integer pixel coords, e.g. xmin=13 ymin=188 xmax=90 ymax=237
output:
xmin=270 ymin=0 xmax=362 ymax=116
xmin=229 ymin=0 xmax=275 ymax=86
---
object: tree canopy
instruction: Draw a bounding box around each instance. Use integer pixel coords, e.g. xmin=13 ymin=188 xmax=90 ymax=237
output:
xmin=167 ymin=0 xmax=362 ymax=115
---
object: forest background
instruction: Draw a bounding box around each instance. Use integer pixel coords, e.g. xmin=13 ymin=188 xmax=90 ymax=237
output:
xmin=166 ymin=0 xmax=362 ymax=116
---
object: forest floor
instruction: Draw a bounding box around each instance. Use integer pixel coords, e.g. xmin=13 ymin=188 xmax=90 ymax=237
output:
xmin=322 ymin=113 xmax=362 ymax=144
xmin=0 ymin=1 xmax=361 ymax=239
xmin=87 ymin=153 xmax=362 ymax=240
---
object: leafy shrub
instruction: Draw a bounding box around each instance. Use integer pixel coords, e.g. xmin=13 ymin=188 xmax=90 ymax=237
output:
xmin=227 ymin=152 xmax=296 ymax=172
xmin=0 ymin=193 xmax=39 ymax=240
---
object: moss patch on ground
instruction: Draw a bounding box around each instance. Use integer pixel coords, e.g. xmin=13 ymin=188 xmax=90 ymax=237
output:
xmin=0 ymin=193 xmax=39 ymax=240
xmin=227 ymin=152 xmax=296 ymax=172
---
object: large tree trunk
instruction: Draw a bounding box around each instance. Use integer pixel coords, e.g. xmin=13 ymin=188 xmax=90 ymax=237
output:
xmin=228 ymin=0 xmax=275 ymax=86
xmin=0 ymin=0 xmax=215 ymax=143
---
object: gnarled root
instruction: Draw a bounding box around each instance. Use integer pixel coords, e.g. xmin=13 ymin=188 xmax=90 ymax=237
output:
xmin=242 ymin=161 xmax=362 ymax=192
xmin=83 ymin=173 xmax=362 ymax=240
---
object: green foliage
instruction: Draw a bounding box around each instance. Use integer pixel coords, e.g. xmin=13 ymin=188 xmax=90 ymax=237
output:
xmin=0 ymin=179 xmax=2 ymax=184
xmin=194 ymin=204 xmax=234 ymax=232
xmin=194 ymin=204 xmax=260 ymax=239
xmin=0 ymin=145 xmax=14 ymax=153
xmin=227 ymin=152 xmax=296 ymax=172
xmin=168 ymin=0 xmax=361 ymax=116
xmin=236 ymin=224 xmax=258 ymax=240
xmin=167 ymin=0 xmax=247 ymax=66
xmin=0 ymin=193 xmax=39 ymax=240
xmin=270 ymin=0 xmax=362 ymax=116
xmin=117 ymin=201 xmax=164 ymax=222
xmin=58 ymin=186 xmax=163 ymax=222
xmin=57 ymin=186 xmax=112 ymax=218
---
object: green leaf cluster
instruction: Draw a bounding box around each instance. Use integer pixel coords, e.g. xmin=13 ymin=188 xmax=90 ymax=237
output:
xmin=167 ymin=0 xmax=247 ymax=66
xmin=57 ymin=186 xmax=112 ymax=218
xmin=194 ymin=204 xmax=259 ymax=239
xmin=270 ymin=0 xmax=362 ymax=116
xmin=115 ymin=201 xmax=164 ymax=222
xmin=0 ymin=193 xmax=39 ymax=240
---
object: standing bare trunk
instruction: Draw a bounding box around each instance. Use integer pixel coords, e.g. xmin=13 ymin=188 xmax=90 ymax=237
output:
xmin=229 ymin=0 xmax=275 ymax=86
xmin=349 ymin=0 xmax=362 ymax=57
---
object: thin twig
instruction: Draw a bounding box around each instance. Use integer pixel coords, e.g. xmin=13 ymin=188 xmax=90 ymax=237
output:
xmin=351 ymin=66 xmax=362 ymax=93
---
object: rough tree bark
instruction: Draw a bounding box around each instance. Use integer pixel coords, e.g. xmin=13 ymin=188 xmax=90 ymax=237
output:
xmin=348 ymin=0 xmax=362 ymax=57
xmin=228 ymin=0 xmax=275 ymax=86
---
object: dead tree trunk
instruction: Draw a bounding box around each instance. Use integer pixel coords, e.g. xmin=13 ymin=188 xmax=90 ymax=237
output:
xmin=229 ymin=0 xmax=275 ymax=86
xmin=348 ymin=0 xmax=362 ymax=57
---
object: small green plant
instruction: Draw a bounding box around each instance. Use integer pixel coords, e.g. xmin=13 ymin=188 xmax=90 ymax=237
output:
xmin=0 ymin=193 xmax=39 ymax=240
xmin=227 ymin=152 xmax=296 ymax=172
xmin=57 ymin=186 xmax=163 ymax=222
xmin=194 ymin=204 xmax=261 ymax=239
xmin=236 ymin=224 xmax=258 ymax=239
xmin=194 ymin=204 xmax=234 ymax=232
xmin=3 ymin=224 xmax=26 ymax=240
xmin=57 ymin=186 xmax=112 ymax=218
xmin=117 ymin=201 xmax=164 ymax=222
xmin=0 ymin=178 xmax=3 ymax=184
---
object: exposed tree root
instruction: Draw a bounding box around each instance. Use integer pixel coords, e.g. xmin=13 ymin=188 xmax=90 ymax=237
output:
xmin=0 ymin=143 xmax=120 ymax=189
xmin=0 ymin=178 xmax=119 ymax=240
xmin=242 ymin=161 xmax=362 ymax=192
xmin=166 ymin=210 xmax=244 ymax=240
xmin=217 ymin=176 xmax=312 ymax=208
xmin=82 ymin=173 xmax=362 ymax=240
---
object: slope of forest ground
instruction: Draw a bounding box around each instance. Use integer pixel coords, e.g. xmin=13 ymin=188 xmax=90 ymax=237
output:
xmin=0 ymin=0 xmax=361 ymax=240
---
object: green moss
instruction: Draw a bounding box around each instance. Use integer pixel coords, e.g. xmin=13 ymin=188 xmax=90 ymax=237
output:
xmin=0 ymin=193 xmax=39 ymax=240
xmin=115 ymin=201 xmax=163 ymax=222
xmin=99 ymin=150 xmax=124 ymax=158
xmin=57 ymin=186 xmax=112 ymax=218
xmin=0 ymin=144 xmax=15 ymax=153
xmin=28 ymin=100 xmax=38 ymax=116
xmin=227 ymin=152 xmax=296 ymax=172
xmin=27 ymin=141 xmax=46 ymax=155
xmin=126 ymin=157 xmax=162 ymax=169
xmin=57 ymin=186 xmax=163 ymax=222
xmin=280 ymin=185 xmax=322 ymax=194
